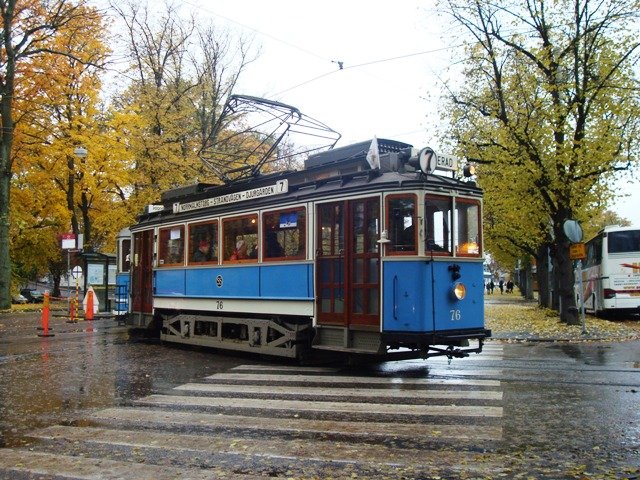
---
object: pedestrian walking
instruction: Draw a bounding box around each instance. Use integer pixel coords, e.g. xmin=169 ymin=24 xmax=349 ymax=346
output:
xmin=499 ymin=279 xmax=504 ymax=294
xmin=506 ymin=280 xmax=514 ymax=293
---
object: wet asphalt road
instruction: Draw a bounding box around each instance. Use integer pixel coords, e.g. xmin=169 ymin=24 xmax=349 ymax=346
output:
xmin=0 ymin=312 xmax=247 ymax=447
xmin=0 ymin=311 xmax=639 ymax=478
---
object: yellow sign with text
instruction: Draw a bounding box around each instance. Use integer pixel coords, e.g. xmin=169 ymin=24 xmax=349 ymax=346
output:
xmin=569 ymin=242 xmax=586 ymax=260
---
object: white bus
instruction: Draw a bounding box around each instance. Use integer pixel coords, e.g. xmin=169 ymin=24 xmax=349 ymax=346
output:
xmin=578 ymin=225 xmax=640 ymax=316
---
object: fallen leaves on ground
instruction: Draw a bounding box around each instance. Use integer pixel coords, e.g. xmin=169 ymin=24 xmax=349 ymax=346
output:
xmin=486 ymin=302 xmax=640 ymax=341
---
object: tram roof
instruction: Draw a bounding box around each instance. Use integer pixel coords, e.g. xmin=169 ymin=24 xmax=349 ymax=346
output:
xmin=137 ymin=138 xmax=481 ymax=225
xmin=304 ymin=138 xmax=411 ymax=169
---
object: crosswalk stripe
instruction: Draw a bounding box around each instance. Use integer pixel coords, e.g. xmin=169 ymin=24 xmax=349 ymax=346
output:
xmin=0 ymin=339 xmax=508 ymax=479
xmin=232 ymin=365 xmax=340 ymax=372
xmin=28 ymin=425 xmax=508 ymax=469
xmin=91 ymin=407 xmax=503 ymax=441
xmin=175 ymin=382 xmax=503 ymax=401
xmin=232 ymin=363 xmax=504 ymax=377
xmin=136 ymin=394 xmax=503 ymax=417
xmin=206 ymin=372 xmax=501 ymax=386
xmin=416 ymin=368 xmax=502 ymax=377
xmin=0 ymin=449 xmax=248 ymax=480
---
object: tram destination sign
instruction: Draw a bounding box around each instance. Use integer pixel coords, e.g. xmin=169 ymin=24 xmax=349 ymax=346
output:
xmin=173 ymin=179 xmax=289 ymax=213
xmin=435 ymin=153 xmax=459 ymax=171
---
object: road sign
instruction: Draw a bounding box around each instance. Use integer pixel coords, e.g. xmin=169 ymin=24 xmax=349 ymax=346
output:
xmin=563 ymin=220 xmax=583 ymax=243
xmin=61 ymin=233 xmax=76 ymax=250
xmin=569 ymin=243 xmax=586 ymax=260
xmin=71 ymin=266 xmax=83 ymax=279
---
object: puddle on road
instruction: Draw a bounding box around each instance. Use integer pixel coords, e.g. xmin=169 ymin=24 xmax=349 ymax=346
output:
xmin=0 ymin=329 xmax=240 ymax=447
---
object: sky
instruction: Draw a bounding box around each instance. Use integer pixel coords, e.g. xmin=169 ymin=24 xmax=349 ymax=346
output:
xmin=189 ymin=1 xmax=451 ymax=145
xmin=110 ymin=0 xmax=640 ymax=227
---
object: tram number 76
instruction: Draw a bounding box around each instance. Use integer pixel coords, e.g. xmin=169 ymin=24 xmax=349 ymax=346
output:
xmin=450 ymin=309 xmax=461 ymax=321
xmin=216 ymin=301 xmax=224 ymax=310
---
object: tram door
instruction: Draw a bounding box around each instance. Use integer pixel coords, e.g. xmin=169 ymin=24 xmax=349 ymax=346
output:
xmin=131 ymin=230 xmax=154 ymax=313
xmin=316 ymin=198 xmax=381 ymax=329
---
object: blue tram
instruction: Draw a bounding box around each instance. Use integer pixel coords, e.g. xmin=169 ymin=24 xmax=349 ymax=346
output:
xmin=117 ymin=138 xmax=490 ymax=360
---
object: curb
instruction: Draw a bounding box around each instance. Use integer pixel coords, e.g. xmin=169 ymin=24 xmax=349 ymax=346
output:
xmin=490 ymin=334 xmax=634 ymax=342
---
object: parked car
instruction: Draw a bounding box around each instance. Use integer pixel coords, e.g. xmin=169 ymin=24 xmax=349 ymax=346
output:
xmin=12 ymin=294 xmax=28 ymax=304
xmin=20 ymin=289 xmax=45 ymax=303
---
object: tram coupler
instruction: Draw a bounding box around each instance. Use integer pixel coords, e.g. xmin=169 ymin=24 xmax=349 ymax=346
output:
xmin=420 ymin=345 xmax=470 ymax=360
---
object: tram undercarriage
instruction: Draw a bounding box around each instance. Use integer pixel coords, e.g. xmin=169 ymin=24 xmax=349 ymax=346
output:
xmin=154 ymin=310 xmax=489 ymax=362
xmin=158 ymin=311 xmax=313 ymax=358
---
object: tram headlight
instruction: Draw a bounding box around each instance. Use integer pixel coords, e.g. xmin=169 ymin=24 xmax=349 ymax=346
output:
xmin=451 ymin=282 xmax=466 ymax=300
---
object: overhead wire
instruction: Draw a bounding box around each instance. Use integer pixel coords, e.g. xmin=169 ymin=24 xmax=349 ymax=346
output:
xmin=98 ymin=0 xmax=625 ymax=98
xmin=273 ymin=44 xmax=464 ymax=96
xmin=176 ymin=0 xmax=333 ymax=63
xmin=170 ymin=0 xmax=466 ymax=98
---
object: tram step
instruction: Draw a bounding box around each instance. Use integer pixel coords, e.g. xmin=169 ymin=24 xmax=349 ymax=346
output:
xmin=312 ymin=344 xmax=383 ymax=354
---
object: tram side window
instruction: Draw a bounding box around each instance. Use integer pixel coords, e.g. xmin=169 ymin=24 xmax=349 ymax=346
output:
xmin=425 ymin=195 xmax=452 ymax=254
xmin=455 ymin=199 xmax=481 ymax=256
xmin=387 ymin=195 xmax=417 ymax=254
xmin=188 ymin=221 xmax=218 ymax=264
xmin=262 ymin=208 xmax=306 ymax=261
xmin=223 ymin=215 xmax=258 ymax=262
xmin=158 ymin=225 xmax=185 ymax=266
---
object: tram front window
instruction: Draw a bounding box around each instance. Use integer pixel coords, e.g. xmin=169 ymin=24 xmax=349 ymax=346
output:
xmin=387 ymin=195 xmax=416 ymax=254
xmin=455 ymin=199 xmax=481 ymax=256
xmin=425 ymin=195 xmax=452 ymax=254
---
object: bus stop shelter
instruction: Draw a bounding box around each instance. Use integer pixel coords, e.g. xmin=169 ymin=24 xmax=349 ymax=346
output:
xmin=79 ymin=251 xmax=116 ymax=313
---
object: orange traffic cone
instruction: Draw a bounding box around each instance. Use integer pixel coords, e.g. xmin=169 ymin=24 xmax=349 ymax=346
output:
xmin=37 ymin=292 xmax=54 ymax=337
xmin=67 ymin=298 xmax=77 ymax=323
xmin=85 ymin=290 xmax=94 ymax=321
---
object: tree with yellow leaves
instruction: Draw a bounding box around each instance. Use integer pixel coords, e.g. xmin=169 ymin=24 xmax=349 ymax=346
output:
xmin=440 ymin=0 xmax=640 ymax=324
xmin=0 ymin=0 xmax=111 ymax=308
xmin=9 ymin=2 xmax=127 ymax=295
xmin=110 ymin=1 xmax=258 ymax=215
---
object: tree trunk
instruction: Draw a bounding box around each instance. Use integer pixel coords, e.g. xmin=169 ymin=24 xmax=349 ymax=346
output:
xmin=0 ymin=39 xmax=16 ymax=309
xmin=0 ymin=169 xmax=11 ymax=310
xmin=48 ymin=258 xmax=66 ymax=299
xmin=524 ymin=265 xmax=534 ymax=300
xmin=81 ymin=190 xmax=91 ymax=248
xmin=518 ymin=258 xmax=535 ymax=300
xmin=537 ymin=244 xmax=550 ymax=308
